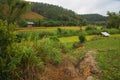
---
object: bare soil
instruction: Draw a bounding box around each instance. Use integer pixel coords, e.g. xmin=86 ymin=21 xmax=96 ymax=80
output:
xmin=38 ymin=51 xmax=101 ymax=80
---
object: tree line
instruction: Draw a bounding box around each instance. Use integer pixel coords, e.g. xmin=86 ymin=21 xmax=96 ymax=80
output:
xmin=21 ymin=2 xmax=87 ymax=27
xmin=81 ymin=14 xmax=107 ymax=26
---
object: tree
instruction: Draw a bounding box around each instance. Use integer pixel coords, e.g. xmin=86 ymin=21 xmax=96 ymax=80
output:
xmin=0 ymin=0 xmax=29 ymax=23
xmin=0 ymin=0 xmax=30 ymax=79
xmin=107 ymin=11 xmax=120 ymax=29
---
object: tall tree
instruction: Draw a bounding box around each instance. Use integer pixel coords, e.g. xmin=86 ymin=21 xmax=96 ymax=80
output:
xmin=0 ymin=0 xmax=29 ymax=79
xmin=0 ymin=0 xmax=29 ymax=23
xmin=107 ymin=11 xmax=120 ymax=29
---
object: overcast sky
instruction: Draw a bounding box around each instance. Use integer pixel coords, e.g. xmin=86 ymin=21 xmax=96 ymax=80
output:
xmin=26 ymin=0 xmax=120 ymax=16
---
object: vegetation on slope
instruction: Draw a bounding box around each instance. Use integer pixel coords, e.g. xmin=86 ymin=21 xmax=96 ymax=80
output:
xmin=81 ymin=14 xmax=107 ymax=25
xmin=31 ymin=2 xmax=87 ymax=26
xmin=22 ymin=11 xmax=44 ymax=19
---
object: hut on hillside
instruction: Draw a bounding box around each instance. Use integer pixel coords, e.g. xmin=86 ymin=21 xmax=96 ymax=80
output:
xmin=27 ymin=21 xmax=34 ymax=27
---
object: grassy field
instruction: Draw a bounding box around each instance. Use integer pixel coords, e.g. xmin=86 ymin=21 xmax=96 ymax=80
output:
xmin=59 ymin=34 xmax=120 ymax=80
xmin=59 ymin=34 xmax=120 ymax=42
xmin=16 ymin=26 xmax=120 ymax=80
xmin=85 ymin=35 xmax=120 ymax=80
xmin=16 ymin=26 xmax=85 ymax=32
xmin=59 ymin=35 xmax=95 ymax=42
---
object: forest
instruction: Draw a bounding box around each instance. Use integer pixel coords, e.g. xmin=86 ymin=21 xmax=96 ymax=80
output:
xmin=19 ymin=2 xmax=109 ymax=27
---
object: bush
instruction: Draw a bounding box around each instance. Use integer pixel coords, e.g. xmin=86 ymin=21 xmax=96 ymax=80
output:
xmin=85 ymin=25 xmax=97 ymax=31
xmin=72 ymin=42 xmax=80 ymax=48
xmin=38 ymin=31 xmax=55 ymax=39
xmin=0 ymin=20 xmax=42 ymax=80
xmin=3 ymin=44 xmax=43 ymax=80
xmin=57 ymin=28 xmax=62 ymax=34
xmin=57 ymin=28 xmax=79 ymax=37
xmin=102 ymin=28 xmax=120 ymax=34
xmin=18 ymin=19 xmax=27 ymax=27
xmin=34 ymin=38 xmax=62 ymax=64
xmin=49 ymin=36 xmax=60 ymax=42
xmin=86 ymin=29 xmax=101 ymax=35
xmin=16 ymin=31 xmax=56 ymax=42
xmin=79 ymin=34 xmax=86 ymax=43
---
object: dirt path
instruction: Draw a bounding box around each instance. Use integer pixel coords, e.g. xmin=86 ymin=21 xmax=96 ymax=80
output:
xmin=39 ymin=51 xmax=101 ymax=80
xmin=77 ymin=51 xmax=101 ymax=80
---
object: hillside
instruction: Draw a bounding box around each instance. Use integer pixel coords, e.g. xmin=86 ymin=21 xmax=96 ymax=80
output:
xmin=81 ymin=14 xmax=107 ymax=24
xmin=20 ymin=2 xmax=108 ymax=27
xmin=19 ymin=2 xmax=108 ymax=27
xmin=22 ymin=11 xmax=44 ymax=19
xmin=31 ymin=2 xmax=87 ymax=26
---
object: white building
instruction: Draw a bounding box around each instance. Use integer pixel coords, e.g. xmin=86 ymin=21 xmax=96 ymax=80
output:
xmin=27 ymin=21 xmax=34 ymax=27
xmin=101 ymin=32 xmax=110 ymax=37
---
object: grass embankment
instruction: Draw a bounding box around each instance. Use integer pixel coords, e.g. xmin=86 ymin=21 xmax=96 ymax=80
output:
xmin=16 ymin=26 xmax=85 ymax=32
xmin=59 ymin=35 xmax=95 ymax=42
xmin=59 ymin=34 xmax=120 ymax=80
xmin=85 ymin=35 xmax=120 ymax=80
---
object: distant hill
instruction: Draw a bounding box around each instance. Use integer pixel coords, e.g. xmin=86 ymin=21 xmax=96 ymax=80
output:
xmin=20 ymin=2 xmax=108 ymax=27
xmin=80 ymin=14 xmax=107 ymax=24
xmin=31 ymin=2 xmax=78 ymax=20
xmin=22 ymin=11 xmax=44 ymax=19
xmin=30 ymin=2 xmax=87 ymax=26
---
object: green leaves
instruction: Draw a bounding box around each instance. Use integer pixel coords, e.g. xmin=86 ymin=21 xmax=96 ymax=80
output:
xmin=107 ymin=11 xmax=120 ymax=29
xmin=0 ymin=0 xmax=29 ymax=23
xmin=34 ymin=38 xmax=62 ymax=64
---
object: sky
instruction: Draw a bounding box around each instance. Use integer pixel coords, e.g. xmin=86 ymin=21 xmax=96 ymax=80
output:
xmin=26 ymin=0 xmax=120 ymax=16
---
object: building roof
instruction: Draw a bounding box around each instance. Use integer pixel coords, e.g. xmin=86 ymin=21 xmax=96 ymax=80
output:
xmin=27 ymin=21 xmax=34 ymax=25
xmin=101 ymin=32 xmax=110 ymax=37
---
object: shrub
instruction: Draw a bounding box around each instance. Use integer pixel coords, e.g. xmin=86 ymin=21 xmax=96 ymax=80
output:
xmin=49 ymin=36 xmax=60 ymax=42
xmin=16 ymin=31 xmax=56 ymax=41
xmin=57 ymin=28 xmax=62 ymax=34
xmin=57 ymin=28 xmax=79 ymax=37
xmin=0 ymin=20 xmax=42 ymax=80
xmin=38 ymin=31 xmax=55 ymax=39
xmin=72 ymin=42 xmax=80 ymax=48
xmin=86 ymin=29 xmax=101 ymax=35
xmin=79 ymin=34 xmax=86 ymax=43
xmin=102 ymin=28 xmax=120 ymax=34
xmin=3 ymin=44 xmax=43 ymax=80
xmin=34 ymin=38 xmax=62 ymax=64
xmin=85 ymin=25 xmax=97 ymax=31
xmin=18 ymin=19 xmax=27 ymax=27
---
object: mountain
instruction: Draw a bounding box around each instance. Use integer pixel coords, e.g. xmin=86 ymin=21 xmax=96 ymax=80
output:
xmin=80 ymin=14 xmax=107 ymax=24
xmin=20 ymin=2 xmax=107 ymax=27
xmin=30 ymin=2 xmax=87 ymax=26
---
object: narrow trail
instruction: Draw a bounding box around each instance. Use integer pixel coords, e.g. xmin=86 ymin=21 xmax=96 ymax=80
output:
xmin=39 ymin=51 xmax=101 ymax=80
xmin=77 ymin=51 xmax=101 ymax=80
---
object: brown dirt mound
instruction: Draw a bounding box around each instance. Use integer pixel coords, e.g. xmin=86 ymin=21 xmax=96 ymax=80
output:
xmin=39 ymin=54 xmax=80 ymax=80
xmin=38 ymin=51 xmax=101 ymax=80
xmin=77 ymin=51 xmax=101 ymax=80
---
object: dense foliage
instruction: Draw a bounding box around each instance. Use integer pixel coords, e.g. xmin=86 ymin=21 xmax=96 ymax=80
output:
xmin=107 ymin=11 xmax=120 ymax=29
xmin=0 ymin=20 xmax=70 ymax=80
xmin=81 ymin=14 xmax=107 ymax=25
xmin=30 ymin=2 xmax=87 ymax=27
xmin=0 ymin=0 xmax=29 ymax=23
